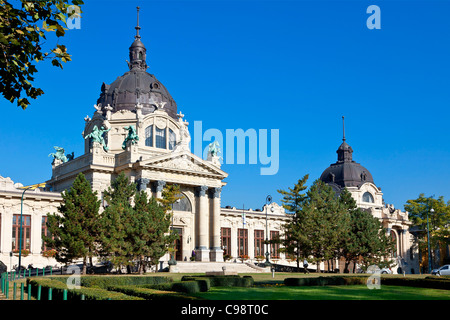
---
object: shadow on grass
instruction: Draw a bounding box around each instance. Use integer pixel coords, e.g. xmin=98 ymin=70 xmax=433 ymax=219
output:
xmin=193 ymin=285 xmax=450 ymax=300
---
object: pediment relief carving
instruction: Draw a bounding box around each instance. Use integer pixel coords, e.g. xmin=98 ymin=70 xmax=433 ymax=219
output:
xmin=140 ymin=152 xmax=227 ymax=179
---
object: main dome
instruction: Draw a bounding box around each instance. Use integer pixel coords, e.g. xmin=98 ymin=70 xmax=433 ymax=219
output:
xmin=96 ymin=19 xmax=177 ymax=119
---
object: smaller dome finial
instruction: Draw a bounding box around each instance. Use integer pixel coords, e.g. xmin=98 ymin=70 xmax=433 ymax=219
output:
xmin=342 ymin=115 xmax=346 ymax=142
xmin=135 ymin=6 xmax=141 ymax=40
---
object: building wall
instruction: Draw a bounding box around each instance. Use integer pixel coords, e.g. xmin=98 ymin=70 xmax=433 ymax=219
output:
xmin=0 ymin=176 xmax=61 ymax=270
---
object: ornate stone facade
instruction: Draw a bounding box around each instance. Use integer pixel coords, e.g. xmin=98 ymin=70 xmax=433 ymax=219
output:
xmin=0 ymin=176 xmax=61 ymax=269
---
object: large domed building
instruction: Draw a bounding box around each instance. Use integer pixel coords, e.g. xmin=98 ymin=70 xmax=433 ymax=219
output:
xmin=0 ymin=10 xmax=420 ymax=274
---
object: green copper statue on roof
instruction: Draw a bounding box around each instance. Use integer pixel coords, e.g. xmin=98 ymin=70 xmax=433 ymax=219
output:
xmin=85 ymin=125 xmax=110 ymax=151
xmin=122 ymin=125 xmax=139 ymax=150
xmin=49 ymin=146 xmax=68 ymax=163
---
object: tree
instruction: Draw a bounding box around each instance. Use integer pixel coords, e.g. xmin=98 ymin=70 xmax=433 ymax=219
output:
xmin=157 ymin=184 xmax=182 ymax=266
xmin=338 ymin=188 xmax=394 ymax=272
xmin=0 ymin=0 xmax=83 ymax=109
xmin=303 ymin=179 xmax=348 ymax=273
xmin=405 ymin=194 xmax=450 ymax=269
xmin=277 ymin=174 xmax=310 ymax=270
xmin=277 ymin=174 xmax=309 ymax=213
xmin=132 ymin=191 xmax=177 ymax=273
xmin=98 ymin=173 xmax=136 ymax=272
xmin=44 ymin=172 xmax=100 ymax=274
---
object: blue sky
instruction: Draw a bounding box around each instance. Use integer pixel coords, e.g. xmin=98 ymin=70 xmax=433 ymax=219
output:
xmin=1 ymin=0 xmax=449 ymax=211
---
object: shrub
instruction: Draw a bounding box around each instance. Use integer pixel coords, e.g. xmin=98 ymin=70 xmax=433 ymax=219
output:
xmin=284 ymin=276 xmax=367 ymax=287
xmin=107 ymin=285 xmax=200 ymax=300
xmin=381 ymin=277 xmax=450 ymax=290
xmin=27 ymin=278 xmax=143 ymax=300
xmin=142 ymin=279 xmax=210 ymax=294
xmin=45 ymin=275 xmax=172 ymax=289
xmin=181 ymin=275 xmax=254 ymax=288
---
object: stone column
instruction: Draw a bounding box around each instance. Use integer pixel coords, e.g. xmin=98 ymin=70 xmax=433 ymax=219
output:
xmin=210 ymin=187 xmax=223 ymax=262
xmin=195 ymin=185 xmax=210 ymax=261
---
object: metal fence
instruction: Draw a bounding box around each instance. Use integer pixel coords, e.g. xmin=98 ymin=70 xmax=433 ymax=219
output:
xmin=0 ymin=266 xmax=60 ymax=300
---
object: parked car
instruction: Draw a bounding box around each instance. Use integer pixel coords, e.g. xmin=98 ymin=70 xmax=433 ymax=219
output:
xmin=431 ymin=264 xmax=450 ymax=276
xmin=380 ymin=267 xmax=392 ymax=274
xmin=364 ymin=265 xmax=392 ymax=274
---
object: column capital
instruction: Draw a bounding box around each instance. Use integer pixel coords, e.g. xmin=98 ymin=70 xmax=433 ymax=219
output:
xmin=211 ymin=187 xmax=221 ymax=198
xmin=196 ymin=185 xmax=208 ymax=197
xmin=153 ymin=180 xmax=166 ymax=192
xmin=136 ymin=178 xmax=150 ymax=191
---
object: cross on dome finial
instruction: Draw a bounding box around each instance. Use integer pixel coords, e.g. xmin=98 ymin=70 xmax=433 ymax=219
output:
xmin=342 ymin=115 xmax=346 ymax=142
xmin=128 ymin=6 xmax=147 ymax=71
xmin=135 ymin=6 xmax=141 ymax=40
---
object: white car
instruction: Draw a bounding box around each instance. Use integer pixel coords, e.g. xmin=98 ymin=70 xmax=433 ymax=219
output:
xmin=431 ymin=265 xmax=450 ymax=276
xmin=364 ymin=265 xmax=392 ymax=274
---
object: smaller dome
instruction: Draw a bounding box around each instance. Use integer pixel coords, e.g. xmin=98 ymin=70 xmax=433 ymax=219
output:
xmin=320 ymin=160 xmax=374 ymax=188
xmin=320 ymin=137 xmax=374 ymax=188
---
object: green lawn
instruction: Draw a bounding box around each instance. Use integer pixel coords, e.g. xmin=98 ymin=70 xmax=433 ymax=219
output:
xmin=193 ymin=285 xmax=450 ymax=300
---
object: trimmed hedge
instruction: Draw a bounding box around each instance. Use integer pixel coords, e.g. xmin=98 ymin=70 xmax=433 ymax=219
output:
xmin=46 ymin=275 xmax=172 ymax=289
xmin=381 ymin=277 xmax=450 ymax=290
xmin=107 ymin=285 xmax=200 ymax=300
xmin=284 ymin=275 xmax=450 ymax=290
xmin=284 ymin=276 xmax=368 ymax=287
xmin=181 ymin=275 xmax=254 ymax=288
xmin=27 ymin=278 xmax=143 ymax=300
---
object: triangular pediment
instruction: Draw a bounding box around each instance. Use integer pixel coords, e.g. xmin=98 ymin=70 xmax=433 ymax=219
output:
xmin=138 ymin=151 xmax=228 ymax=179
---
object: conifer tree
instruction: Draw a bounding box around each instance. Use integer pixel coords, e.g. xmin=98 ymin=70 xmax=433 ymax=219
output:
xmin=339 ymin=187 xmax=394 ymax=272
xmin=157 ymin=184 xmax=182 ymax=266
xmin=45 ymin=172 xmax=100 ymax=274
xmin=303 ymin=179 xmax=347 ymax=272
xmin=277 ymin=174 xmax=309 ymax=213
xmin=98 ymin=172 xmax=136 ymax=272
xmin=132 ymin=191 xmax=177 ymax=273
xmin=277 ymin=174 xmax=310 ymax=269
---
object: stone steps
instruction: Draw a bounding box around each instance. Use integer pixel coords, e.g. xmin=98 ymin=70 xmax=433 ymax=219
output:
xmin=170 ymin=262 xmax=269 ymax=274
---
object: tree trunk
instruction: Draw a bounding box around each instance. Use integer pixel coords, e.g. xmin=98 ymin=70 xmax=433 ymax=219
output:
xmin=82 ymin=257 xmax=87 ymax=275
xmin=344 ymin=261 xmax=350 ymax=274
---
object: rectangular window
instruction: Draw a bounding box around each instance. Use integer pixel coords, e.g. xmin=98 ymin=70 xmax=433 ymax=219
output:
xmin=237 ymin=228 xmax=248 ymax=257
xmin=221 ymin=228 xmax=231 ymax=256
xmin=155 ymin=127 xmax=166 ymax=149
xmin=41 ymin=216 xmax=52 ymax=251
xmin=12 ymin=214 xmax=31 ymax=252
xmin=168 ymin=129 xmax=176 ymax=150
xmin=254 ymin=230 xmax=264 ymax=258
xmin=145 ymin=125 xmax=153 ymax=147
xmin=270 ymin=231 xmax=280 ymax=259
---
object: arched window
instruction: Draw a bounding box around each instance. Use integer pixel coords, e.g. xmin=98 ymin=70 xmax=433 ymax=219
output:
xmin=173 ymin=194 xmax=192 ymax=212
xmin=362 ymin=192 xmax=374 ymax=203
xmin=145 ymin=125 xmax=153 ymax=147
xmin=168 ymin=129 xmax=176 ymax=150
xmin=155 ymin=127 xmax=166 ymax=149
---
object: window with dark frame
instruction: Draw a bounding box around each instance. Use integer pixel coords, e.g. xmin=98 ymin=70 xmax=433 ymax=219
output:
xmin=254 ymin=230 xmax=264 ymax=258
xmin=238 ymin=228 xmax=248 ymax=257
xmin=221 ymin=227 xmax=231 ymax=256
xmin=270 ymin=231 xmax=280 ymax=259
xmin=12 ymin=214 xmax=31 ymax=252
